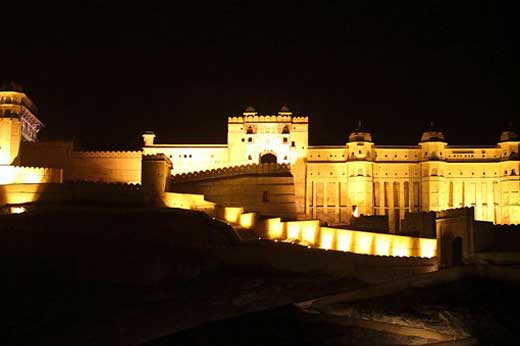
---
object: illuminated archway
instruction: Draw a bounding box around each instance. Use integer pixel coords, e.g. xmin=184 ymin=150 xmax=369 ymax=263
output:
xmin=260 ymin=153 xmax=277 ymax=164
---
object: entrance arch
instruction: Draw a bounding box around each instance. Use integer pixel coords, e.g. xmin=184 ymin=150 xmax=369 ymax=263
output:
xmin=260 ymin=153 xmax=277 ymax=164
xmin=452 ymin=237 xmax=463 ymax=266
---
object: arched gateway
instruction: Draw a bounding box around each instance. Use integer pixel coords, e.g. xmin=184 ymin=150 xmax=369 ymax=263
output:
xmin=260 ymin=153 xmax=277 ymax=164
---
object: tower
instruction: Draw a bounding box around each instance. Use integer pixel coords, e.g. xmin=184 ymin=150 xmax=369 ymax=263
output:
xmin=0 ymin=83 xmax=43 ymax=165
xmin=227 ymin=106 xmax=308 ymax=166
xmin=345 ymin=122 xmax=375 ymax=224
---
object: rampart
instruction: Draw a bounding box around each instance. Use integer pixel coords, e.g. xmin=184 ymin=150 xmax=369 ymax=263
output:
xmin=227 ymin=115 xmax=308 ymax=123
xmin=173 ymin=165 xmax=297 ymax=219
xmin=0 ymin=165 xmax=62 ymax=185
xmin=0 ymin=181 xmax=144 ymax=208
xmin=256 ymin=217 xmax=437 ymax=258
xmin=172 ymin=163 xmax=291 ymax=183
xmin=69 ymin=151 xmax=142 ymax=183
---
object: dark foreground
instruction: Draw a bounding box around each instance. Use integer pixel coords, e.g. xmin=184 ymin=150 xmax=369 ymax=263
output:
xmin=141 ymin=278 xmax=519 ymax=346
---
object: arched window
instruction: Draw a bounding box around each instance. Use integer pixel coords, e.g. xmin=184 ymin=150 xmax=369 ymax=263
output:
xmin=282 ymin=125 xmax=289 ymax=134
xmin=246 ymin=126 xmax=254 ymax=134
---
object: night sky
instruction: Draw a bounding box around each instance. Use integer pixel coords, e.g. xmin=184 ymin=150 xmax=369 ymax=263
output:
xmin=2 ymin=2 xmax=518 ymax=150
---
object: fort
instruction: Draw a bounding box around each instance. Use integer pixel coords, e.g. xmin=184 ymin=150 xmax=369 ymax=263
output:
xmin=1 ymin=85 xmax=519 ymax=267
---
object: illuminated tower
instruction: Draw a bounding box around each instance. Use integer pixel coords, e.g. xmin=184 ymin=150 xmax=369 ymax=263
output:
xmin=0 ymin=83 xmax=43 ymax=165
xmin=227 ymin=106 xmax=308 ymax=166
xmin=345 ymin=122 xmax=375 ymax=223
xmin=418 ymin=123 xmax=448 ymax=213
xmin=497 ymin=127 xmax=520 ymax=224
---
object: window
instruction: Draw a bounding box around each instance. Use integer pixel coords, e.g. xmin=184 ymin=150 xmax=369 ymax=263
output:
xmin=248 ymin=155 xmax=252 ymax=160
xmin=241 ymin=138 xmax=245 ymax=142
xmin=246 ymin=126 xmax=254 ymax=134
xmin=262 ymin=191 xmax=270 ymax=202
xmin=248 ymin=137 xmax=253 ymax=143
xmin=283 ymin=137 xmax=288 ymax=143
xmin=282 ymin=125 xmax=289 ymax=134
xmin=291 ymin=141 xmax=296 ymax=147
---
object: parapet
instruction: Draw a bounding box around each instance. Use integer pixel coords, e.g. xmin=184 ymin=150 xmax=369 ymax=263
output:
xmin=173 ymin=163 xmax=291 ymax=183
xmin=64 ymin=180 xmax=143 ymax=191
xmin=72 ymin=150 xmax=142 ymax=158
xmin=0 ymin=165 xmax=63 ymax=185
xmin=142 ymin=153 xmax=172 ymax=167
xmin=435 ymin=207 xmax=474 ymax=220
xmin=228 ymin=115 xmax=308 ymax=123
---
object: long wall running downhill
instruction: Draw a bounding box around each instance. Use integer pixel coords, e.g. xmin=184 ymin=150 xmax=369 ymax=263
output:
xmin=255 ymin=217 xmax=437 ymax=258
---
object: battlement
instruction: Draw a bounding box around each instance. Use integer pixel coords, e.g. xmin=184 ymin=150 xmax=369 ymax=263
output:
xmin=435 ymin=207 xmax=475 ymax=219
xmin=72 ymin=150 xmax=142 ymax=158
xmin=228 ymin=115 xmax=308 ymax=123
xmin=173 ymin=163 xmax=291 ymax=183
xmin=0 ymin=165 xmax=62 ymax=185
xmin=64 ymin=180 xmax=143 ymax=191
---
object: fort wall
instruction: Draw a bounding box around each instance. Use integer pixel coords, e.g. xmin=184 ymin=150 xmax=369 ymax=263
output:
xmin=0 ymin=165 xmax=62 ymax=186
xmin=0 ymin=181 xmax=144 ymax=208
xmin=172 ymin=169 xmax=297 ymax=219
xmin=69 ymin=151 xmax=142 ymax=183
xmin=256 ymin=217 xmax=437 ymax=258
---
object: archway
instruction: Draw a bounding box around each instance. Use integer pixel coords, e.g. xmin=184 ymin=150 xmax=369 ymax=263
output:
xmin=260 ymin=153 xmax=277 ymax=164
xmin=452 ymin=237 xmax=463 ymax=266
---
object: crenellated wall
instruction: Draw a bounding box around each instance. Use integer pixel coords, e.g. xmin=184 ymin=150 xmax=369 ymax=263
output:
xmin=0 ymin=181 xmax=144 ymax=208
xmin=0 ymin=165 xmax=62 ymax=185
xmin=172 ymin=164 xmax=297 ymax=219
xmin=256 ymin=217 xmax=437 ymax=258
xmin=173 ymin=163 xmax=291 ymax=183
xmin=69 ymin=151 xmax=142 ymax=183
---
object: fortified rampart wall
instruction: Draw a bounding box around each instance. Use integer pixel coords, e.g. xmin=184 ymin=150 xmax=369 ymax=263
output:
xmin=173 ymin=163 xmax=291 ymax=183
xmin=69 ymin=151 xmax=142 ymax=183
xmin=0 ymin=182 xmax=144 ymax=209
xmin=173 ymin=172 xmax=297 ymax=219
xmin=19 ymin=142 xmax=142 ymax=184
xmin=0 ymin=165 xmax=62 ymax=185
xmin=255 ymin=217 xmax=437 ymax=258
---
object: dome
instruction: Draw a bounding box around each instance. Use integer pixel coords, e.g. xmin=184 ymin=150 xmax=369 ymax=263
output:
xmin=500 ymin=130 xmax=520 ymax=142
xmin=0 ymin=81 xmax=24 ymax=92
xmin=244 ymin=106 xmax=256 ymax=113
xmin=420 ymin=131 xmax=446 ymax=142
xmin=348 ymin=121 xmax=372 ymax=142
xmin=280 ymin=105 xmax=290 ymax=113
xmin=420 ymin=122 xmax=446 ymax=142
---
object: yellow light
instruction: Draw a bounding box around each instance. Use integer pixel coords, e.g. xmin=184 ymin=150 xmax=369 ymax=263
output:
xmin=10 ymin=206 xmax=25 ymax=214
xmin=355 ymin=232 xmax=373 ymax=255
xmin=287 ymin=222 xmax=300 ymax=240
xmin=352 ymin=205 xmax=359 ymax=218
xmin=266 ymin=218 xmax=283 ymax=239
xmin=419 ymin=238 xmax=437 ymax=258
xmin=320 ymin=227 xmax=335 ymax=250
xmin=223 ymin=207 xmax=243 ymax=224
xmin=375 ymin=236 xmax=391 ymax=256
xmin=239 ymin=213 xmax=255 ymax=229
xmin=336 ymin=230 xmax=353 ymax=252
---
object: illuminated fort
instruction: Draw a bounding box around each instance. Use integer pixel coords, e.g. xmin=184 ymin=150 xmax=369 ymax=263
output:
xmin=1 ymin=86 xmax=519 ymax=264
xmin=142 ymin=106 xmax=520 ymax=228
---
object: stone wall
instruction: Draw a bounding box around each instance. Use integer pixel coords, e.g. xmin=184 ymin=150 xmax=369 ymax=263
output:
xmin=256 ymin=218 xmax=437 ymax=258
xmin=19 ymin=142 xmax=142 ymax=184
xmin=172 ymin=172 xmax=297 ymax=219
xmin=69 ymin=151 xmax=142 ymax=183
xmin=0 ymin=182 xmax=144 ymax=210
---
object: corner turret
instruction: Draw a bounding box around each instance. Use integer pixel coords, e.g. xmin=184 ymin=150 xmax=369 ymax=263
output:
xmin=142 ymin=131 xmax=156 ymax=146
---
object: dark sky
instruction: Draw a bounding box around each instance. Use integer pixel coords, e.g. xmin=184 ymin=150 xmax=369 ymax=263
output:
xmin=2 ymin=1 xmax=518 ymax=150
